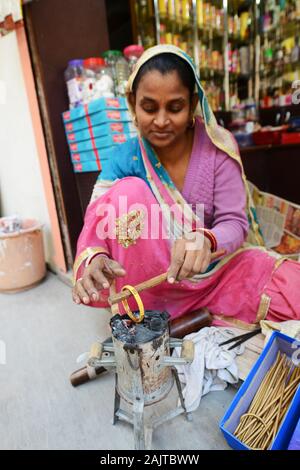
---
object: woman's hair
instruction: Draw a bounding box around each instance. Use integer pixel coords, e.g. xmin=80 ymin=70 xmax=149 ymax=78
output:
xmin=132 ymin=53 xmax=196 ymax=101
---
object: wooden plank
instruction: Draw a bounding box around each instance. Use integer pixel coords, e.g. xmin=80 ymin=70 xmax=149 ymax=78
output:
xmin=23 ymin=0 xmax=110 ymax=264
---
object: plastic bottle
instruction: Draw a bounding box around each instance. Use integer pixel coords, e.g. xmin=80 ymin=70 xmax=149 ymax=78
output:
xmin=82 ymin=58 xmax=99 ymax=104
xmin=182 ymin=0 xmax=191 ymax=23
xmin=82 ymin=58 xmax=114 ymax=103
xmin=94 ymin=64 xmax=115 ymax=99
xmin=64 ymin=59 xmax=83 ymax=109
xmin=158 ymin=0 xmax=167 ymax=17
xmin=102 ymin=50 xmax=122 ymax=91
xmin=197 ymin=0 xmax=204 ymax=27
xmin=115 ymin=56 xmax=130 ymax=96
xmin=123 ymin=45 xmax=144 ymax=74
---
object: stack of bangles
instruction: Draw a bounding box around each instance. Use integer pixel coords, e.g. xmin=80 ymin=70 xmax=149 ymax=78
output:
xmin=192 ymin=228 xmax=217 ymax=252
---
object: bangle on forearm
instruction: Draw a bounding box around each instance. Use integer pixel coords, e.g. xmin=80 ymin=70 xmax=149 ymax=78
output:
xmin=192 ymin=228 xmax=217 ymax=252
xmin=85 ymin=252 xmax=110 ymax=268
xmin=203 ymin=229 xmax=217 ymax=252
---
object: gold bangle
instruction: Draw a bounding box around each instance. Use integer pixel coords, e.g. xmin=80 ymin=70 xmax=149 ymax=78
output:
xmin=121 ymin=284 xmax=145 ymax=323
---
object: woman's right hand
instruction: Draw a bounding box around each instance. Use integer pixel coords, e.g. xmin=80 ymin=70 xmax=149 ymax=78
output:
xmin=72 ymin=256 xmax=126 ymax=305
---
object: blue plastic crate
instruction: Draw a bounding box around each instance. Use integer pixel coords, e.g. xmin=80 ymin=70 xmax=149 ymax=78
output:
xmin=220 ymin=331 xmax=300 ymax=450
xmin=288 ymin=417 xmax=300 ymax=450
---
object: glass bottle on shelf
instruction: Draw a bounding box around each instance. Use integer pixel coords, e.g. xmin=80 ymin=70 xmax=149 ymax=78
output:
xmin=123 ymin=45 xmax=144 ymax=73
xmin=197 ymin=0 xmax=204 ymax=28
xmin=82 ymin=58 xmax=101 ymax=104
xmin=175 ymin=0 xmax=182 ymax=22
xmin=64 ymin=59 xmax=83 ymax=109
xmin=102 ymin=50 xmax=122 ymax=88
xmin=94 ymin=64 xmax=114 ymax=99
xmin=82 ymin=58 xmax=114 ymax=103
xmin=115 ymin=56 xmax=130 ymax=96
xmin=181 ymin=0 xmax=191 ymax=25
xmin=158 ymin=0 xmax=167 ymax=18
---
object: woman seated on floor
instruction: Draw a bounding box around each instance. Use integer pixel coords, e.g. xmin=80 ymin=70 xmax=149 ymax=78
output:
xmin=72 ymin=45 xmax=300 ymax=328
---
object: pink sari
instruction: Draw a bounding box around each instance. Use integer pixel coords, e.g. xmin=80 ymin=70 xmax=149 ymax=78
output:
xmin=74 ymin=169 xmax=300 ymax=329
xmin=74 ymin=44 xmax=300 ymax=327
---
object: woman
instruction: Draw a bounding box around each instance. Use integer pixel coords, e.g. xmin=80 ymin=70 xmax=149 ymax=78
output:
xmin=72 ymin=45 xmax=300 ymax=328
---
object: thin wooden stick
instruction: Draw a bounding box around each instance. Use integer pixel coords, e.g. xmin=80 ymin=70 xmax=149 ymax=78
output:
xmin=239 ymin=354 xmax=300 ymax=450
xmin=108 ymin=249 xmax=226 ymax=305
xmin=236 ymin=372 xmax=274 ymax=440
xmin=236 ymin=378 xmax=285 ymax=440
xmin=109 ymin=280 xmax=120 ymax=315
xmin=235 ymin=356 xmax=280 ymax=437
xmin=235 ymin=352 xmax=295 ymax=447
xmin=239 ymin=354 xmax=283 ymax=441
xmin=257 ymin=355 xmax=286 ymax=409
xmin=271 ymin=379 xmax=286 ymax=442
xmin=246 ymin=358 xmax=288 ymax=446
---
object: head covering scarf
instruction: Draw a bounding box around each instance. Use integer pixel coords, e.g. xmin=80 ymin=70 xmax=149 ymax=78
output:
xmin=125 ymin=44 xmax=264 ymax=246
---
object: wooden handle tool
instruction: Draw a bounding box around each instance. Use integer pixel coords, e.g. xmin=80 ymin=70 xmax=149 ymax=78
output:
xmin=108 ymin=249 xmax=226 ymax=306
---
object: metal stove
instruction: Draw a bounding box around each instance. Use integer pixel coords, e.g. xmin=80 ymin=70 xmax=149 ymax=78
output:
xmin=87 ymin=314 xmax=194 ymax=450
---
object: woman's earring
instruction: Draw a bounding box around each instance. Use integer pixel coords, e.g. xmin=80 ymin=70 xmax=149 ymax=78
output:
xmin=189 ymin=116 xmax=196 ymax=128
xmin=133 ymin=115 xmax=138 ymax=127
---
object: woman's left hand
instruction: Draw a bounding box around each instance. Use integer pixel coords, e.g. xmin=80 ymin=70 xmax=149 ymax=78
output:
xmin=167 ymin=232 xmax=212 ymax=283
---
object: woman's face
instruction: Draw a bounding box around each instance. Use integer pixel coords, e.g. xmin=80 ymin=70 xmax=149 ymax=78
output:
xmin=130 ymin=70 xmax=196 ymax=149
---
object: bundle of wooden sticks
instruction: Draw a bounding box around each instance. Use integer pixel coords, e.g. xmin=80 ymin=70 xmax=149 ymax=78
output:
xmin=234 ymin=352 xmax=300 ymax=450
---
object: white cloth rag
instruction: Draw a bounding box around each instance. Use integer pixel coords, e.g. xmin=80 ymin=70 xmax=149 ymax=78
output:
xmin=174 ymin=326 xmax=245 ymax=412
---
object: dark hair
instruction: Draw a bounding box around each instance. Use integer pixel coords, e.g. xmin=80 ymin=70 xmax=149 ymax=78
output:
xmin=132 ymin=53 xmax=196 ymax=101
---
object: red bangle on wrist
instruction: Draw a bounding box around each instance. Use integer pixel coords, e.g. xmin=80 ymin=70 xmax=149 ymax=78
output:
xmin=203 ymin=229 xmax=217 ymax=252
xmin=192 ymin=228 xmax=217 ymax=252
xmin=85 ymin=252 xmax=110 ymax=268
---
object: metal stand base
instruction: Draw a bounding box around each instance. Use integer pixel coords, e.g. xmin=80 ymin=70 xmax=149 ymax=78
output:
xmin=113 ymin=368 xmax=192 ymax=450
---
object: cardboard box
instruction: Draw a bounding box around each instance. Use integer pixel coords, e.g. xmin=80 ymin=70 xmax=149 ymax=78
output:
xmin=66 ymin=121 xmax=136 ymax=144
xmin=220 ymin=332 xmax=300 ymax=450
xmin=71 ymin=147 xmax=114 ymax=164
xmin=73 ymin=160 xmax=103 ymax=173
xmin=64 ymin=110 xmax=132 ymax=133
xmin=62 ymin=97 xmax=128 ymax=123
xmin=72 ymin=148 xmax=122 ymax=173
xmin=68 ymin=131 xmax=137 ymax=154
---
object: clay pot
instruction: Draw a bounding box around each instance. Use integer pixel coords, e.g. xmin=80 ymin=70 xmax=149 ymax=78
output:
xmin=0 ymin=219 xmax=46 ymax=293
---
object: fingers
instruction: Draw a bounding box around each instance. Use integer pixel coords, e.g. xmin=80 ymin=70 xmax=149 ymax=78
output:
xmin=167 ymin=240 xmax=186 ymax=283
xmin=105 ymin=259 xmax=126 ymax=277
xmin=177 ymin=249 xmax=210 ymax=280
xmin=72 ymin=258 xmax=127 ymax=305
xmin=199 ymin=249 xmax=211 ymax=273
xmin=74 ymin=278 xmax=92 ymax=304
xmin=192 ymin=254 xmax=203 ymax=275
xmin=168 ymin=237 xmax=213 ymax=282
xmin=177 ymin=250 xmax=197 ymax=281
xmin=73 ymin=274 xmax=102 ymax=304
xmin=92 ymin=268 xmax=111 ymax=291
xmin=83 ymin=275 xmax=102 ymax=301
xmin=92 ymin=259 xmax=126 ymax=291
